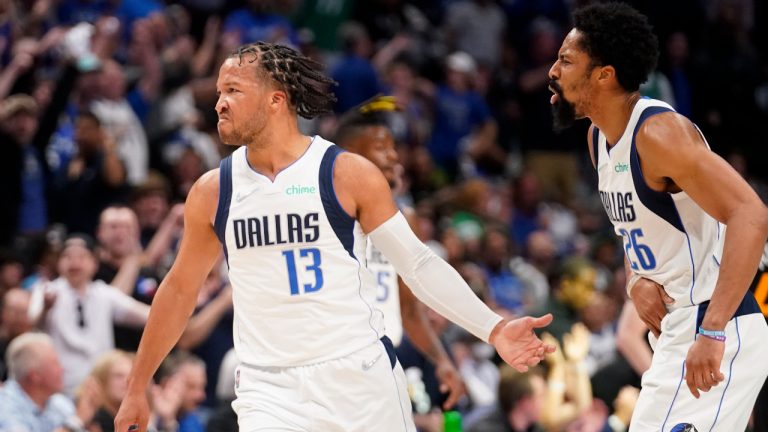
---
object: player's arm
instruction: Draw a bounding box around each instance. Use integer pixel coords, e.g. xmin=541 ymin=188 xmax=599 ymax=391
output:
xmin=115 ymin=170 xmax=223 ymax=431
xmin=334 ymin=153 xmax=554 ymax=371
xmin=397 ymin=206 xmax=466 ymax=408
xmin=396 ymin=209 xmax=450 ymax=365
xmin=638 ymin=113 xmax=768 ymax=330
xmin=615 ymin=300 xmax=652 ymax=375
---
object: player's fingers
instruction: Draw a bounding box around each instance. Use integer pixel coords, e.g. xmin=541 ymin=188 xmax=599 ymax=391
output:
xmin=643 ymin=315 xmax=661 ymax=337
xmin=658 ymin=285 xmax=674 ymax=304
xmin=526 ymin=355 xmax=542 ymax=366
xmin=694 ymin=370 xmax=710 ymax=393
xmin=713 ymin=369 xmax=725 ymax=383
xmin=685 ymin=367 xmax=699 ymax=399
xmin=530 ymin=313 xmax=554 ymax=329
xmin=515 ymin=364 xmax=529 ymax=373
xmin=442 ymin=386 xmax=461 ymax=410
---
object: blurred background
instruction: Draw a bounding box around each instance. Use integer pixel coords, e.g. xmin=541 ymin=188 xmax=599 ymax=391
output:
xmin=1 ymin=0 xmax=767 ymax=431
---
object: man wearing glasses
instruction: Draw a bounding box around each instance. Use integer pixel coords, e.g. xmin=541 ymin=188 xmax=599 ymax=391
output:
xmin=29 ymin=234 xmax=150 ymax=396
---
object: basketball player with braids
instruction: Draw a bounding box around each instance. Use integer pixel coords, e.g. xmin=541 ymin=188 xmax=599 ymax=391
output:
xmin=115 ymin=42 xmax=554 ymax=431
xmin=548 ymin=3 xmax=768 ymax=431
xmin=334 ymin=95 xmax=465 ymax=410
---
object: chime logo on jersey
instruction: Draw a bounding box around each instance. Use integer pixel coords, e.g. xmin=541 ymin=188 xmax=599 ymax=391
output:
xmin=232 ymin=212 xmax=320 ymax=248
xmin=285 ymin=184 xmax=316 ymax=196
xmin=599 ymin=190 xmax=636 ymax=223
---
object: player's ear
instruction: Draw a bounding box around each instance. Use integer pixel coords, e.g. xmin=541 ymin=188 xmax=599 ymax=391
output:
xmin=595 ymin=65 xmax=615 ymax=86
xmin=269 ymin=90 xmax=288 ymax=112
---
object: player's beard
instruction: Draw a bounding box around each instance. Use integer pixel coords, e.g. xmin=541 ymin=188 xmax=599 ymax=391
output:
xmin=219 ymin=109 xmax=267 ymax=146
xmin=551 ymin=91 xmax=577 ymax=131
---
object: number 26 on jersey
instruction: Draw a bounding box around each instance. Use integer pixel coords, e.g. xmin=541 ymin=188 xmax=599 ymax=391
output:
xmin=620 ymin=228 xmax=657 ymax=271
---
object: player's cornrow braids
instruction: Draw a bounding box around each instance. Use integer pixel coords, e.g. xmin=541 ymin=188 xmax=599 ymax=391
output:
xmin=232 ymin=42 xmax=337 ymax=119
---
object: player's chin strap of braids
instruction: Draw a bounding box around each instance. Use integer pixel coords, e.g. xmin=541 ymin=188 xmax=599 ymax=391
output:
xmin=369 ymin=212 xmax=504 ymax=343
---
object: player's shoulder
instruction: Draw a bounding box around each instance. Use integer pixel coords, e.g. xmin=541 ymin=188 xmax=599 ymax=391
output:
xmin=186 ymin=167 xmax=221 ymax=221
xmin=191 ymin=167 xmax=221 ymax=196
xmin=636 ymin=109 xmax=701 ymax=152
xmin=334 ymin=150 xmax=387 ymax=181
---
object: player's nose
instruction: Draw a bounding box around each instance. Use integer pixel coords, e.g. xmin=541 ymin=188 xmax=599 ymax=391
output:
xmin=548 ymin=61 xmax=559 ymax=80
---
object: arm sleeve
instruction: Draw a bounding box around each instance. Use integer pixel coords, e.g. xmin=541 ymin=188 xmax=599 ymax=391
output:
xmin=369 ymin=212 xmax=503 ymax=342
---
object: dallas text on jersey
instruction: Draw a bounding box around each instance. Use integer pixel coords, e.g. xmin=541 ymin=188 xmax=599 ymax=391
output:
xmin=232 ymin=213 xmax=320 ymax=248
xmin=599 ymin=190 xmax=636 ymax=223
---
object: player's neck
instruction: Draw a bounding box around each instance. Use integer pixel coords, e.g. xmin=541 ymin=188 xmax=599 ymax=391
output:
xmin=589 ymin=91 xmax=642 ymax=146
xmin=244 ymin=122 xmax=311 ymax=181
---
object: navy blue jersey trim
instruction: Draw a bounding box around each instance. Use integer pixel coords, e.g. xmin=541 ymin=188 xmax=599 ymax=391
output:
xmin=696 ymin=291 xmax=761 ymax=331
xmin=591 ymin=125 xmax=600 ymax=168
xmin=214 ymin=156 xmax=233 ymax=262
xmin=630 ymin=106 xmax=686 ymax=233
xmin=319 ymin=145 xmax=356 ymax=258
xmin=380 ymin=335 xmax=397 ymax=369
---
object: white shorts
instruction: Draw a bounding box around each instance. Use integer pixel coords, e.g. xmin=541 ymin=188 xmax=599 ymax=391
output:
xmin=232 ymin=337 xmax=416 ymax=432
xmin=630 ymin=294 xmax=768 ymax=431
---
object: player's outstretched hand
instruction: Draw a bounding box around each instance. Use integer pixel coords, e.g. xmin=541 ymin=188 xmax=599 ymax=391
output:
xmin=114 ymin=391 xmax=150 ymax=432
xmin=684 ymin=336 xmax=725 ymax=398
xmin=490 ymin=314 xmax=556 ymax=372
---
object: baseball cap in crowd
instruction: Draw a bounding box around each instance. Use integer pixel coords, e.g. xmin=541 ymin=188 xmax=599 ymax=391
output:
xmin=61 ymin=233 xmax=97 ymax=254
xmin=446 ymin=51 xmax=477 ymax=75
xmin=0 ymin=94 xmax=38 ymax=121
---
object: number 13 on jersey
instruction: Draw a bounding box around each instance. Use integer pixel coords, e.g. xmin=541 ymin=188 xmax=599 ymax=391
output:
xmin=282 ymin=248 xmax=324 ymax=295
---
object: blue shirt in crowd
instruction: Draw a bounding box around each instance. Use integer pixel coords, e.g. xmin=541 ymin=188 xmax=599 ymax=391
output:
xmin=330 ymin=55 xmax=381 ymax=114
xmin=0 ymin=380 xmax=77 ymax=432
xmin=18 ymin=146 xmax=47 ymax=233
xmin=427 ymin=86 xmax=491 ymax=171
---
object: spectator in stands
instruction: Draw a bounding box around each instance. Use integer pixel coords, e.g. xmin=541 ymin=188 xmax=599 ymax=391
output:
xmin=0 ymin=288 xmax=32 ymax=380
xmin=176 ymin=260 xmax=233 ymax=406
xmin=426 ymin=51 xmax=500 ymax=179
xmin=206 ymin=347 xmax=239 ymax=431
xmin=94 ymin=206 xmax=161 ymax=351
xmin=0 ymin=251 xmax=24 ymax=294
xmin=516 ymin=17 xmax=584 ymax=204
xmin=465 ymin=364 xmax=547 ymax=432
xmin=0 ymin=332 xmax=99 ymax=431
xmin=86 ymin=349 xmax=135 ymax=431
xmin=331 ymin=22 xmax=381 ymax=113
xmin=90 ymin=55 xmax=155 ymax=186
xmin=221 ymin=0 xmax=298 ymax=48
xmin=29 ymin=234 xmax=149 ymax=395
xmin=155 ymin=351 xmax=208 ymax=432
xmin=0 ymin=95 xmax=46 ymax=242
xmin=131 ymin=172 xmax=173 ymax=246
xmin=54 ymin=111 xmax=128 ymax=235
xmin=444 ymin=0 xmax=507 ymax=70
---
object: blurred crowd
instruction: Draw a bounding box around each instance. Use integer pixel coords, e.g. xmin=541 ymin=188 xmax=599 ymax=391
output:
xmin=1 ymin=0 xmax=768 ymax=431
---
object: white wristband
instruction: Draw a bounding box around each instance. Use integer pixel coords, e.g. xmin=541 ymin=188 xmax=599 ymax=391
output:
xmin=626 ymin=273 xmax=642 ymax=297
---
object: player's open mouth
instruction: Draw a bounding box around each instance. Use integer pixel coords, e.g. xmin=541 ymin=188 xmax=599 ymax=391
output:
xmin=548 ymin=86 xmax=560 ymax=104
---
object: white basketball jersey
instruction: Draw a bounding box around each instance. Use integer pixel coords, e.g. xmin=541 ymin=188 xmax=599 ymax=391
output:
xmin=366 ymin=243 xmax=403 ymax=346
xmin=214 ymin=137 xmax=384 ymax=367
xmin=594 ymin=98 xmax=722 ymax=307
